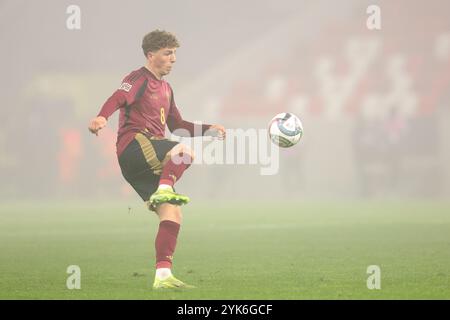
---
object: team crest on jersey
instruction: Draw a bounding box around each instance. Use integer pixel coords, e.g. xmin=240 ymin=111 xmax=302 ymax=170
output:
xmin=119 ymin=82 xmax=132 ymax=92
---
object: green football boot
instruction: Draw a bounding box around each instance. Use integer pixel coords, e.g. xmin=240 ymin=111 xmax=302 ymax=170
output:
xmin=153 ymin=275 xmax=196 ymax=289
xmin=149 ymin=187 xmax=190 ymax=207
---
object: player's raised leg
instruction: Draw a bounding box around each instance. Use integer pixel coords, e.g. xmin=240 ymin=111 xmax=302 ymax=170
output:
xmin=149 ymin=144 xmax=194 ymax=206
xmin=152 ymin=203 xmax=195 ymax=289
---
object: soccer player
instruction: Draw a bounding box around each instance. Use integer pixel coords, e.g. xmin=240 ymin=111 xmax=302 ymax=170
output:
xmin=88 ymin=30 xmax=226 ymax=289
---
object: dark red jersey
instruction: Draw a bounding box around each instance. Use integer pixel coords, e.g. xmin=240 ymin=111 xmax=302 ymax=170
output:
xmin=97 ymin=67 xmax=211 ymax=157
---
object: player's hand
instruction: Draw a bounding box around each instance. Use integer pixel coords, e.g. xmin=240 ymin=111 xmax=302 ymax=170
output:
xmin=209 ymin=124 xmax=226 ymax=140
xmin=88 ymin=116 xmax=107 ymax=136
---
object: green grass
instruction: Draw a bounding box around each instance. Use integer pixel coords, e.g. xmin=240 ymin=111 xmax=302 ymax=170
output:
xmin=0 ymin=200 xmax=449 ymax=299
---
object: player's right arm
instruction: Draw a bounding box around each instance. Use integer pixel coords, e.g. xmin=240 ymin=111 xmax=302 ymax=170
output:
xmin=88 ymin=70 xmax=146 ymax=136
xmin=88 ymin=115 xmax=108 ymax=136
xmin=88 ymin=89 xmax=126 ymax=136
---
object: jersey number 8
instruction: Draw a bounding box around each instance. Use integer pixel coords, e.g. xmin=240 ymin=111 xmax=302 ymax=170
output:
xmin=160 ymin=107 xmax=166 ymax=125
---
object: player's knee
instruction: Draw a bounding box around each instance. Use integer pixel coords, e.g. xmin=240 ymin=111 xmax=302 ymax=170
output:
xmin=184 ymin=146 xmax=195 ymax=162
xmin=177 ymin=144 xmax=195 ymax=163
xmin=176 ymin=209 xmax=183 ymax=223
xmin=168 ymin=144 xmax=194 ymax=167
xmin=157 ymin=203 xmax=182 ymax=224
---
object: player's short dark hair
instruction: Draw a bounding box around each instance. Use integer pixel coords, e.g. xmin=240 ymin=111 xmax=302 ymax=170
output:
xmin=142 ymin=30 xmax=180 ymax=57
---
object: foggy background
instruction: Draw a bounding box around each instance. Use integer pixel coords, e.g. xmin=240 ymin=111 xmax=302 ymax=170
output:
xmin=1 ymin=0 xmax=449 ymax=202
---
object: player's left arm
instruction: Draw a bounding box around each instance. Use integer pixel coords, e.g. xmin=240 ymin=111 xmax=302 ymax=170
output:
xmin=166 ymin=88 xmax=226 ymax=139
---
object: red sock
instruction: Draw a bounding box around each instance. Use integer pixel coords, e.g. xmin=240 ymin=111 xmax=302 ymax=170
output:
xmin=155 ymin=220 xmax=180 ymax=269
xmin=159 ymin=152 xmax=192 ymax=187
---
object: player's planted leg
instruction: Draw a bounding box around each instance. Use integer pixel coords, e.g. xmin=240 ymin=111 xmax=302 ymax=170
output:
xmin=152 ymin=203 xmax=195 ymax=289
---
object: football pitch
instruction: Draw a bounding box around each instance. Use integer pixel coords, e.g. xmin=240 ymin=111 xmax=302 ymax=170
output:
xmin=0 ymin=200 xmax=449 ymax=299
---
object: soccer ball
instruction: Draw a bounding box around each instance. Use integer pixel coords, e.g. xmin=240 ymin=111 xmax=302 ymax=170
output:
xmin=268 ymin=113 xmax=303 ymax=148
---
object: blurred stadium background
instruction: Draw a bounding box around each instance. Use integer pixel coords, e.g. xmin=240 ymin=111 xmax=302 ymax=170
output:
xmin=1 ymin=0 xmax=450 ymax=202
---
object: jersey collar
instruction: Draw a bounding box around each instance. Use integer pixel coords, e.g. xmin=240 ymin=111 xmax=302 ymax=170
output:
xmin=142 ymin=66 xmax=163 ymax=81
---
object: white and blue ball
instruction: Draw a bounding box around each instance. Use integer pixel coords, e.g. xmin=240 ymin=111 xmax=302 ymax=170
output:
xmin=268 ymin=113 xmax=303 ymax=148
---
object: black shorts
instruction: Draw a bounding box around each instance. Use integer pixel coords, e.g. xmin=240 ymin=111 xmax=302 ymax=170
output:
xmin=118 ymin=132 xmax=179 ymax=202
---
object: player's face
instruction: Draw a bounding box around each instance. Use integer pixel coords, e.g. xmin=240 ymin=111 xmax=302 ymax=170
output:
xmin=148 ymin=48 xmax=177 ymax=77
